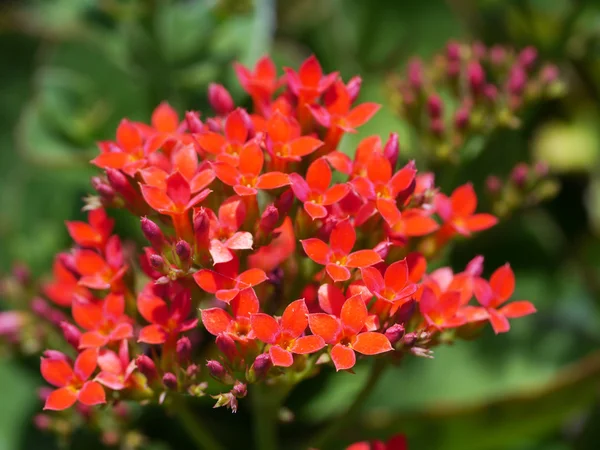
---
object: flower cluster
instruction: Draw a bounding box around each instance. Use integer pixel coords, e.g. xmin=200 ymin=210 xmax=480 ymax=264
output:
xmin=388 ymin=41 xmax=564 ymax=163
xmin=1 ymin=53 xmax=536 ymax=448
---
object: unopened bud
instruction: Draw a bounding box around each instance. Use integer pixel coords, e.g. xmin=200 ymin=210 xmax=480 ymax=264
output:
xmin=162 ymin=372 xmax=178 ymax=390
xmin=518 ymin=46 xmax=537 ymax=70
xmin=407 ymin=58 xmax=423 ymax=90
xmin=33 ymin=414 xmax=51 ymax=431
xmin=472 ymin=41 xmax=487 ymax=59
xmin=275 ymin=189 xmax=294 ymax=217
xmin=136 ymin=355 xmax=158 ymax=381
xmin=534 ymin=161 xmax=549 ymax=177
xmin=176 ymin=337 xmax=192 ymax=363
xmin=346 ymin=76 xmax=362 ymax=103
xmin=454 ymin=107 xmax=470 ymax=130
xmin=232 ymin=381 xmax=247 ymax=398
xmin=193 ymin=208 xmax=210 ymax=245
xmin=216 ymin=334 xmax=238 ymax=361
xmin=206 ymin=118 xmax=221 ymax=133
xmin=426 ymin=94 xmax=443 ymax=119
xmin=483 ymin=84 xmax=498 ymax=102
xmin=106 ymin=168 xmax=136 ymax=205
xmin=12 ymin=263 xmax=30 ymax=285
xmin=60 ymin=322 xmax=81 ymax=349
xmin=540 ymin=64 xmax=559 ymax=85
xmin=385 ymin=324 xmax=405 ymax=345
xmin=208 ymin=83 xmax=234 ymax=116
xmin=402 ymin=332 xmax=418 ymax=347
xmin=489 ymin=45 xmax=507 ymax=66
xmin=251 ymin=353 xmax=272 ymax=380
xmin=465 ymin=255 xmax=484 ymax=277
xmin=43 ymin=350 xmax=71 ymax=363
xmin=141 ymin=217 xmax=166 ymax=250
xmin=185 ymin=111 xmax=204 ymax=133
xmin=395 ymin=299 xmax=416 ymax=324
xmin=49 ymin=309 xmax=67 ymax=327
xmin=467 ymin=61 xmax=485 ymax=94
xmin=175 ymin=240 xmax=192 ymax=265
xmin=511 ymin=163 xmax=529 ymax=188
xmin=383 ymin=132 xmax=399 ymax=169
xmin=486 ymin=175 xmax=502 ymax=195
xmin=206 ymin=360 xmax=226 ymax=380
xmin=91 ymin=176 xmax=116 ymax=201
xmin=186 ymin=364 xmax=199 ymax=378
xmin=58 ymin=253 xmax=79 ymax=276
xmin=508 ymin=65 xmax=527 ymax=96
xmin=446 ymin=41 xmax=461 ymax=61
xmin=149 ymin=254 xmax=166 ymax=272
xmin=259 ymin=205 xmax=279 ymax=234
xmin=31 ymin=297 xmax=51 ymax=318
xmin=430 ymin=118 xmax=444 ymax=137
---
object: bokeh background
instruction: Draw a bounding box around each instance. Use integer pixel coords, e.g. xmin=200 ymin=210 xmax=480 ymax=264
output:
xmin=1 ymin=0 xmax=600 ymax=449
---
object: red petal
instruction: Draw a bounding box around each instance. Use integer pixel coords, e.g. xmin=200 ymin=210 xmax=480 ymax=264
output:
xmin=385 ymin=260 xmax=409 ymax=293
xmin=403 ymin=214 xmax=439 ymax=236
xmin=266 ymin=112 xmax=291 ymax=143
xmin=190 ymin=169 xmax=215 ymax=193
xmin=193 ymin=269 xmax=231 ymax=294
xmin=72 ymin=298 xmax=102 ymax=330
xmin=346 ymin=102 xmax=380 ymax=128
xmin=91 ymin=152 xmax=130 ymax=170
xmin=488 ymin=308 xmax=510 ymax=334
xmin=138 ymin=324 xmax=168 ymax=344
xmin=250 ymin=313 xmax=280 ymax=343
xmin=201 ymin=308 xmax=232 ymax=335
xmin=499 ymin=301 xmax=536 ymax=318
xmin=331 ymin=343 xmax=356 ymax=371
xmin=225 ymin=109 xmax=249 ymax=144
xmin=306 ymin=158 xmax=332 ymax=193
xmin=95 ymin=372 xmax=125 ymax=391
xmin=361 ymin=267 xmax=385 ymax=296
xmin=137 ymin=293 xmax=169 ymax=324
xmin=367 ymin=153 xmax=392 ymax=184
xmin=196 ymin=132 xmax=227 ymax=154
xmin=490 ymin=263 xmax=515 ymax=303
xmin=322 ymin=183 xmax=350 ymax=205
xmin=237 ymin=268 xmax=268 ymax=287
xmin=308 ymin=313 xmax=341 ymax=344
xmin=166 ymin=172 xmax=191 ymax=208
xmin=215 ymin=288 xmax=239 ymax=304
xmin=151 ymin=102 xmax=178 ymax=133
xmin=74 ymin=348 xmax=98 ymax=381
xmin=330 ymin=219 xmax=355 ymax=255
xmin=74 ymin=250 xmax=106 ymax=276
xmin=79 ymin=332 xmax=108 ymax=349
xmin=325 ymin=151 xmax=352 ymax=175
xmin=289 ymin=173 xmax=310 ymax=202
xmin=44 ymin=387 xmax=77 ymax=411
xmin=116 ymin=119 xmax=142 ymax=150
xmin=281 ymin=299 xmax=309 ymax=338
xmin=269 ymin=345 xmax=294 ymax=367
xmin=289 ymin=136 xmax=323 ymax=157
xmin=353 ymin=332 xmax=392 ymax=355
xmin=239 ymin=142 xmax=264 ymax=176
xmin=304 ymin=201 xmax=328 ymax=220
xmin=209 ymin=240 xmax=234 ymax=265
xmin=110 ymin=322 xmax=133 ymax=341
xmin=346 ymin=250 xmax=382 ymax=268
xmin=140 ymin=184 xmax=174 ymax=212
xmin=308 ymin=104 xmax=331 ymax=128
xmin=317 ymin=283 xmax=346 ymax=316
xmin=66 ymin=222 xmax=101 ymax=247
xmin=41 ymin=358 xmax=73 ymax=387
xmin=234 ymin=185 xmax=258 ymax=196
xmin=103 ymin=293 xmax=125 ymax=319
xmin=226 ymin=231 xmax=254 ymax=250
xmin=390 ymin=164 xmax=417 ymax=197
xmin=340 ymin=294 xmax=367 ymax=335
xmin=299 ymin=55 xmax=323 ymax=86
xmin=301 ymin=239 xmax=330 ymax=264
xmin=291 ymin=335 xmax=325 ymax=354
xmin=231 ymin=289 xmax=260 ymax=317
xmin=172 ymin=144 xmax=198 ymax=180
xmin=78 ymin=381 xmax=106 ymax=406
xmin=326 ymin=263 xmax=351 ymax=282
xmin=256 ymin=172 xmax=290 ymax=189
xmin=213 ymin=162 xmax=240 ymax=187
xmin=451 ymin=183 xmax=477 ymax=216
xmin=465 ymin=214 xmax=498 ymax=232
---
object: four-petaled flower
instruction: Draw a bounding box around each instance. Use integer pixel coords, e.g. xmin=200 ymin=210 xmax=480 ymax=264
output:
xmin=137 ymin=290 xmax=198 ymax=344
xmin=194 ymin=267 xmax=268 ymax=303
xmin=95 ymin=340 xmax=137 ymax=391
xmin=65 ymin=208 xmax=114 ymax=249
xmin=73 ymin=237 xmax=128 ymax=291
xmin=361 ymin=259 xmax=417 ymax=308
xmin=435 ymin=183 xmax=498 ymax=235
xmin=419 ymin=286 xmax=466 ymax=330
xmin=301 ymin=219 xmax=382 ymax=282
xmin=201 ymin=289 xmax=260 ymax=342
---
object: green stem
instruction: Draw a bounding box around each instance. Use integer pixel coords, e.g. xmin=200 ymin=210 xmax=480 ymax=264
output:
xmin=172 ymin=396 xmax=224 ymax=450
xmin=310 ymin=359 xmax=387 ymax=449
xmin=251 ymin=382 xmax=282 ymax=450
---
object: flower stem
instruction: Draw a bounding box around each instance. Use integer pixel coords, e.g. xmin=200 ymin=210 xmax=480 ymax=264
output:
xmin=310 ymin=359 xmax=387 ymax=449
xmin=251 ymin=381 xmax=287 ymax=450
xmin=172 ymin=395 xmax=224 ymax=450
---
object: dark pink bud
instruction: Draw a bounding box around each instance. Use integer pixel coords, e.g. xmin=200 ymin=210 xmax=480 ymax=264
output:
xmin=175 ymin=240 xmax=192 ymax=265
xmin=12 ymin=263 xmax=30 ymax=285
xmin=185 ymin=111 xmax=203 ymax=133
xmin=465 ymin=255 xmax=484 ymax=277
xmin=534 ymin=161 xmax=549 ymax=177
xmin=489 ymin=45 xmax=507 ymax=66
xmin=373 ymin=241 xmax=392 ymax=260
xmin=508 ymin=65 xmax=527 ymax=96
xmin=33 ymin=414 xmax=51 ymax=431
xmin=106 ymin=168 xmax=136 ymax=205
xmin=60 ymin=322 xmax=81 ymax=349
xmin=141 ymin=217 xmax=166 ymax=250
xmin=446 ymin=61 xmax=461 ymax=78
xmin=216 ymin=334 xmax=238 ymax=361
xmin=407 ymin=58 xmax=423 ymax=90
xmin=232 ymin=381 xmax=247 ymax=398
xmin=395 ymin=299 xmax=416 ymax=324
xmin=176 ymin=337 xmax=192 ymax=363
xmin=206 ymin=118 xmax=221 ymax=133
xmin=483 ymin=84 xmax=498 ymax=101
xmin=472 ymin=41 xmax=487 ymax=59
xmin=31 ymin=297 xmax=51 ymax=317
xmin=446 ymin=40 xmax=461 ymax=61
xmin=454 ymin=107 xmax=470 ymax=130
xmin=275 ymin=189 xmax=294 ymax=218
xmin=486 ymin=175 xmax=502 ymax=195
xmin=38 ymin=387 xmax=53 ymax=402
xmin=385 ymin=324 xmax=405 ymax=345
xmin=518 ymin=46 xmax=538 ymax=70
xmin=402 ymin=332 xmax=418 ymax=347
xmin=162 ymin=372 xmax=178 ymax=390
xmin=208 ymin=83 xmax=235 ymax=116
xmin=346 ymin=76 xmax=362 ymax=103
xmin=259 ymin=205 xmax=279 ymax=234
xmin=467 ymin=61 xmax=485 ymax=94
xmin=540 ymin=64 xmax=559 ymax=85
xmin=186 ymin=364 xmax=199 ymax=378
xmin=91 ymin=176 xmax=116 ymax=201
xmin=193 ymin=207 xmax=210 ymax=248
xmin=206 ymin=360 xmax=226 ymax=380
xmin=49 ymin=309 xmax=67 ymax=327
xmin=427 ymin=94 xmax=443 ymax=119
xmin=383 ymin=132 xmax=399 ymax=168
xmin=58 ymin=253 xmax=79 ymax=276
xmin=251 ymin=353 xmax=272 ymax=379
xmin=149 ymin=254 xmax=166 ymax=272
xmin=430 ymin=118 xmax=445 ymax=136
xmin=136 ymin=355 xmax=158 ymax=381
xmin=511 ymin=163 xmax=529 ymax=188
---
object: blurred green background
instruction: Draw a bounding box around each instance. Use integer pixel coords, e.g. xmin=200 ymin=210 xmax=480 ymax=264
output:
xmin=2 ymin=0 xmax=600 ymax=449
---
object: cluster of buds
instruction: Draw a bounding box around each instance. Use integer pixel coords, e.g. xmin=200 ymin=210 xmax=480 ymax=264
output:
xmin=486 ymin=161 xmax=560 ymax=218
xmin=388 ymin=41 xmax=564 ymax=163
xmin=1 ymin=54 xmax=537 ymax=448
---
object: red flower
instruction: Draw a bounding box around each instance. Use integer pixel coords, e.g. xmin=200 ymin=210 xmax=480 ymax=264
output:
xmin=95 ymin=340 xmax=137 ymax=391
xmin=465 ymin=264 xmax=536 ymax=333
xmin=301 ymin=219 xmax=382 ymax=282
xmin=309 ymin=294 xmax=392 ymax=371
xmin=201 ymin=289 xmax=259 ymax=342
xmin=251 ymin=299 xmax=325 ymax=367
xmin=140 ymin=171 xmax=212 ymax=216
xmin=205 ymin=197 xmax=254 ymax=264
xmin=194 ymin=267 xmax=268 ymax=303
xmin=347 ymin=434 xmax=408 ymax=450
xmin=72 ymin=293 xmax=133 ymax=348
xmin=361 ymin=259 xmax=417 ymax=306
xmin=419 ymin=286 xmax=466 ymax=330
xmin=378 ymin=201 xmax=439 ymax=240
xmin=290 ymin=158 xmax=350 ymax=220
xmin=65 ymin=208 xmax=114 ymax=249
xmin=265 ymin=111 xmax=323 ymax=162
xmin=213 ymin=142 xmax=290 ymax=196
xmin=234 ymin=56 xmax=279 ymax=109
xmin=41 ymin=349 xmax=106 ymax=410
xmin=284 ymin=55 xmax=338 ymax=104
xmin=73 ymin=237 xmax=128 ymax=291
xmin=137 ymin=289 xmax=198 ymax=344
xmin=43 ymin=256 xmax=91 ymax=307
xmin=435 ymin=183 xmax=497 ymax=235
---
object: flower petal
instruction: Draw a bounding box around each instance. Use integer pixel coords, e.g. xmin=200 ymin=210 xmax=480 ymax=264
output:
xmin=352 ymin=332 xmax=393 ymax=355
xmin=499 ymin=301 xmax=536 ymax=318
xmin=361 ymin=267 xmax=385 ymax=296
xmin=281 ymin=299 xmax=309 ymax=338
xmin=488 ymin=308 xmax=511 ymax=334
xmin=346 ymin=102 xmax=380 ymax=128
xmin=201 ymin=308 xmax=232 ymax=336
xmin=140 ymin=184 xmax=174 ymax=212
xmin=269 ymin=345 xmax=294 ymax=367
xmin=308 ymin=313 xmax=341 ymax=344
xmin=250 ymin=313 xmax=280 ymax=344
xmin=74 ymin=348 xmax=98 ymax=381
xmin=138 ymin=324 xmax=168 ymax=344
xmin=41 ymin=358 xmax=73 ymax=387
xmin=301 ymin=239 xmax=330 ymax=265
xmin=385 ymin=260 xmax=409 ymax=293
xmin=151 ymin=102 xmax=178 ymax=133
xmin=289 ymin=136 xmax=322 ymax=157
xmin=346 ymin=250 xmax=382 ymax=268
xmin=79 ymin=331 xmax=108 ymax=349
xmin=306 ymin=158 xmax=332 ymax=193
xmin=326 ymin=263 xmax=351 ymax=282
xmin=317 ymin=283 xmax=346 ymax=316
xmin=490 ymin=263 xmax=515 ymax=303
xmin=226 ymin=231 xmax=254 ymax=250
xmin=231 ymin=289 xmax=260 ymax=318
xmin=237 ymin=268 xmax=268 ymax=288
xmin=451 ymin=183 xmax=477 ymax=216
xmin=256 ymin=172 xmax=290 ymax=189
xmin=304 ymin=202 xmax=328 ymax=220
xmin=44 ymin=387 xmax=78 ymax=411
xmin=116 ymin=119 xmax=142 ymax=150
xmin=464 ymin=213 xmax=498 ymax=232
xmin=95 ymin=372 xmax=125 ymax=391
xmin=322 ymin=183 xmax=350 ymax=205
xmin=291 ymin=335 xmax=325 ymax=354
xmin=340 ymin=294 xmax=367 ymax=335
xmin=330 ymin=219 xmax=355 ymax=255
xmin=213 ymin=162 xmax=240 ymax=187
xmin=331 ymin=344 xmax=356 ymax=371
xmin=78 ymin=381 xmax=106 ymax=406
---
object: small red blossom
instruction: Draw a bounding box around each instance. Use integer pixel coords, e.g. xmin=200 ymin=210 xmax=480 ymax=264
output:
xmin=301 ymin=219 xmax=382 ymax=282
xmin=43 ymin=256 xmax=91 ymax=307
xmin=140 ymin=171 xmax=212 ymax=216
xmin=309 ymin=294 xmax=392 ymax=371
xmin=234 ymin=56 xmax=279 ymax=110
xmin=251 ymin=299 xmax=325 ymax=367
xmin=41 ymin=349 xmax=106 ymax=410
xmin=361 ymin=259 xmax=417 ymax=307
xmin=201 ymin=289 xmax=259 ymax=342
xmin=435 ymin=183 xmax=498 ymax=235
xmin=205 ymin=197 xmax=253 ymax=264
xmin=73 ymin=237 xmax=128 ymax=291
xmin=95 ymin=340 xmax=137 ymax=391
xmin=378 ymin=201 xmax=439 ymax=240
xmin=285 ymin=55 xmax=338 ymax=105
xmin=265 ymin=111 xmax=323 ymax=162
xmin=419 ymin=286 xmax=466 ymax=330
xmin=65 ymin=208 xmax=114 ymax=249
xmin=194 ymin=267 xmax=268 ymax=303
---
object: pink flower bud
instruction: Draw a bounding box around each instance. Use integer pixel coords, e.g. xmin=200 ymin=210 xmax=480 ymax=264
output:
xmin=511 ymin=163 xmax=529 ymax=188
xmin=149 ymin=254 xmax=166 ymax=272
xmin=534 ymin=161 xmax=549 ymax=177
xmin=508 ymin=65 xmax=527 ymax=96
xmin=193 ymin=208 xmax=210 ymax=245
xmin=383 ymin=132 xmax=399 ymax=169
xmin=259 ymin=205 xmax=279 ymax=234
xmin=136 ymin=355 xmax=158 ymax=381
xmin=208 ymin=83 xmax=235 ymax=116
xmin=186 ymin=364 xmax=199 ymax=378
xmin=31 ymin=297 xmax=51 ymax=318
xmin=251 ymin=353 xmax=272 ymax=379
xmin=483 ymin=84 xmax=498 ymax=102
xmin=540 ymin=64 xmax=559 ymax=85
xmin=33 ymin=414 xmax=51 ymax=431
xmin=141 ymin=217 xmax=166 ymax=251
xmin=486 ymin=175 xmax=502 ymax=195
xmin=402 ymin=332 xmax=418 ymax=347
xmin=12 ymin=263 xmax=30 ymax=285
xmin=206 ymin=360 xmax=226 ymax=380
xmin=395 ymin=299 xmax=416 ymax=324
xmin=60 ymin=322 xmax=81 ymax=349
xmin=430 ymin=118 xmax=445 ymax=136
xmin=427 ymin=94 xmax=443 ymax=119
xmin=454 ymin=107 xmax=470 ymax=130
xmin=176 ymin=337 xmax=192 ymax=363
xmin=467 ymin=61 xmax=485 ymax=94
xmin=489 ymin=45 xmax=507 ymax=66
xmin=385 ymin=324 xmax=405 ymax=345
xmin=91 ymin=176 xmax=116 ymax=201
xmin=346 ymin=76 xmax=362 ymax=103
xmin=446 ymin=40 xmax=461 ymax=61
xmin=185 ymin=111 xmax=203 ymax=133
xmin=407 ymin=58 xmax=423 ymax=90
xmin=216 ymin=334 xmax=238 ymax=361
xmin=106 ymin=168 xmax=137 ymax=205
xmin=518 ymin=46 xmax=538 ymax=70
xmin=162 ymin=372 xmax=178 ymax=390
xmin=465 ymin=255 xmax=484 ymax=277
xmin=275 ymin=189 xmax=294 ymax=218
xmin=206 ymin=118 xmax=221 ymax=133
xmin=472 ymin=41 xmax=487 ymax=59
xmin=232 ymin=381 xmax=247 ymax=398
xmin=175 ymin=240 xmax=192 ymax=265
xmin=43 ymin=350 xmax=71 ymax=363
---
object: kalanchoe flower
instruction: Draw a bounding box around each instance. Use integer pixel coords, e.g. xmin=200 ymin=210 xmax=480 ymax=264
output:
xmin=73 ymin=293 xmax=133 ymax=348
xmin=96 ymin=340 xmax=137 ymax=391
xmin=361 ymin=259 xmax=417 ymax=308
xmin=65 ymin=208 xmax=114 ymax=249
xmin=41 ymin=349 xmax=105 ymax=410
xmin=73 ymin=237 xmax=128 ymax=291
